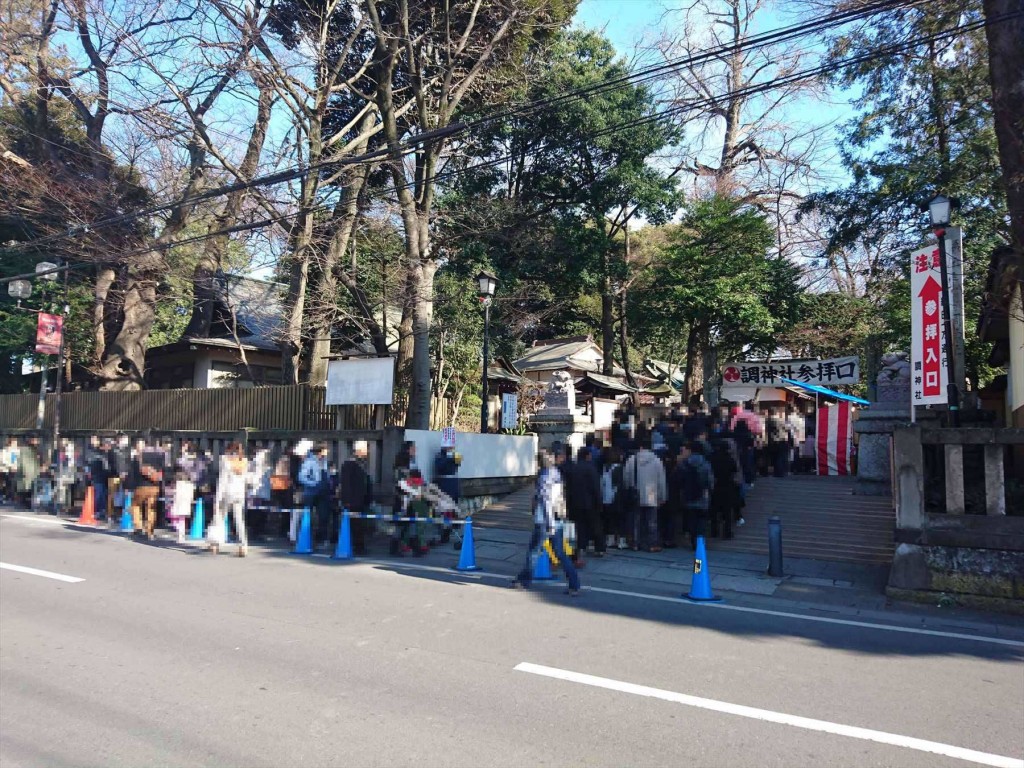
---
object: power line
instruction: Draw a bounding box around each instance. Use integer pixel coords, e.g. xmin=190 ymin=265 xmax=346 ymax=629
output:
xmin=2 ymin=0 xmax=919 ymax=254
xmin=6 ymin=2 xmax=1008 ymax=262
xmin=70 ymin=8 xmax=1013 ymax=272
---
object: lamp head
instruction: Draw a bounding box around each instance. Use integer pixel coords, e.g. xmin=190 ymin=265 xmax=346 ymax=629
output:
xmin=475 ymin=270 xmax=498 ymax=298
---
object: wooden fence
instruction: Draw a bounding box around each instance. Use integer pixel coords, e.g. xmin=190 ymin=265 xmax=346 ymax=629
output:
xmin=0 ymin=385 xmax=413 ymax=432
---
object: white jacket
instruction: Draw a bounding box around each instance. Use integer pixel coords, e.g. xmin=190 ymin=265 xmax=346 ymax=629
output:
xmin=622 ymin=449 xmax=667 ymax=508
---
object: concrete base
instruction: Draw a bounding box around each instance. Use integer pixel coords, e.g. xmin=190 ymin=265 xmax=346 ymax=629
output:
xmin=529 ymin=415 xmax=593 ymax=453
xmin=887 ymin=542 xmax=1024 ymax=615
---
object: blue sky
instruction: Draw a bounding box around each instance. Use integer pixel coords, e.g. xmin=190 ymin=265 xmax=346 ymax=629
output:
xmin=572 ymin=0 xmax=667 ymax=54
xmin=570 ymin=0 xmax=859 ymax=198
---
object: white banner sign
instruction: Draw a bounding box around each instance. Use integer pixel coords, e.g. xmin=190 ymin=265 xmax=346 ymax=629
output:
xmin=501 ymin=393 xmax=519 ymax=430
xmin=721 ymin=357 xmax=859 ymax=388
xmin=325 ymin=358 xmax=395 ymax=405
xmin=910 ymin=245 xmax=949 ymax=405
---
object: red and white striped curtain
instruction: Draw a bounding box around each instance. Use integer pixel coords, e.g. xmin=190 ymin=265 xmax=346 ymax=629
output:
xmin=817 ymin=402 xmax=853 ymax=476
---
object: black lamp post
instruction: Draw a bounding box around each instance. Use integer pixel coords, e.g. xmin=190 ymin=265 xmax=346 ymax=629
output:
xmin=928 ymin=194 xmax=959 ymax=427
xmin=476 ymin=270 xmax=498 ymax=433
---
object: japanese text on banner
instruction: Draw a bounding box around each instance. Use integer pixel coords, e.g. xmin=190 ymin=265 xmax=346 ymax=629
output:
xmin=721 ymin=356 xmax=859 ymax=388
xmin=909 ymin=245 xmax=949 ymax=405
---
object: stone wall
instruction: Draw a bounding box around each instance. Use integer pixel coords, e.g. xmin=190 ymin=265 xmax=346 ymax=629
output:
xmin=888 ymin=542 xmax=1024 ymax=614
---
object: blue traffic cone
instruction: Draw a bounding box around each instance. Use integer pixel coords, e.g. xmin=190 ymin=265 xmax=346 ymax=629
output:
xmin=532 ymin=544 xmax=556 ymax=580
xmin=333 ymin=509 xmax=354 ymax=560
xmin=189 ymin=498 xmax=205 ymax=540
xmin=454 ymin=517 xmax=481 ymax=572
xmin=684 ymin=535 xmax=722 ymax=602
xmin=293 ymin=507 xmax=313 ymax=554
xmin=119 ymin=492 xmax=134 ymax=532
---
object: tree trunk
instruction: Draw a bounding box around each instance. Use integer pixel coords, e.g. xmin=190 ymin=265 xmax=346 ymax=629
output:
xmin=92 ymin=266 xmax=115 ymax=369
xmin=702 ymin=336 xmax=718 ymax=407
xmin=184 ymin=249 xmax=220 ymax=340
xmin=405 ymin=258 xmax=437 ymax=430
xmin=97 ymin=276 xmax=158 ymax=390
xmin=281 ymin=224 xmax=312 ymax=385
xmin=982 ymin=0 xmax=1024 ymax=259
xmin=617 ymin=289 xmax=632 ymax=386
xmin=601 ymin=250 xmax=615 ymax=376
xmin=280 ymin=101 xmax=323 ymax=385
xmin=308 ymin=112 xmax=376 ymax=386
xmin=683 ymin=323 xmax=703 ymax=403
xmin=618 ymin=227 xmax=633 ymax=385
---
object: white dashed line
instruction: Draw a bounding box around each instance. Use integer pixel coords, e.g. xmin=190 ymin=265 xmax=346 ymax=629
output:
xmin=515 ymin=662 xmax=1024 ymax=768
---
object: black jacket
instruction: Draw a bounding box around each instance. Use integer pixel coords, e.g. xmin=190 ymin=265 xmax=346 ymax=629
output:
xmin=339 ymin=459 xmax=372 ymax=513
xmin=566 ymin=459 xmax=601 ymax=515
xmin=88 ymin=450 xmax=109 ymax=483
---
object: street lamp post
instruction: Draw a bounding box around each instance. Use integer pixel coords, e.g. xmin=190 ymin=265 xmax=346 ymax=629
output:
xmin=476 ymin=270 xmax=498 ymax=434
xmin=928 ymin=194 xmax=960 ymax=427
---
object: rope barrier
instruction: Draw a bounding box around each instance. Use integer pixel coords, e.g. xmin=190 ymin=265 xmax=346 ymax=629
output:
xmin=244 ymin=505 xmax=467 ymax=524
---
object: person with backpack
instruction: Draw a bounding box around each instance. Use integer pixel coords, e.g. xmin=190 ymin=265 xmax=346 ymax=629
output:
xmin=675 ymin=441 xmax=714 ymax=549
xmin=510 ymin=442 xmax=580 ymax=596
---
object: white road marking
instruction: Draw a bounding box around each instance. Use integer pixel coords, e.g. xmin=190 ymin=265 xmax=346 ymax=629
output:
xmin=0 ymin=562 xmax=85 ymax=583
xmin=1 ymin=513 xmax=69 ymax=525
xmin=583 ymin=585 xmax=1024 ymax=648
xmin=515 ymin=662 xmax=1024 ymax=768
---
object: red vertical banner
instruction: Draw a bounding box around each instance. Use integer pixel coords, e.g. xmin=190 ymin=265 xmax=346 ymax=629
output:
xmin=816 ymin=403 xmax=853 ymax=477
xmin=35 ymin=313 xmax=63 ymax=355
xmin=910 ymin=246 xmax=948 ymax=405
xmin=918 ymin=276 xmax=942 ymax=398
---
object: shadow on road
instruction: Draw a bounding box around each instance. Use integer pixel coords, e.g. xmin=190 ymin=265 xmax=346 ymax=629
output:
xmin=10 ymin=515 xmax=1024 ymax=663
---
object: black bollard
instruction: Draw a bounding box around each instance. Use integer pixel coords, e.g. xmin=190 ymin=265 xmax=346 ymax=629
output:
xmin=767 ymin=515 xmax=784 ymax=577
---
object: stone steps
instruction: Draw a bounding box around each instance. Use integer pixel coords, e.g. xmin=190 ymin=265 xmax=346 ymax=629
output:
xmin=474 ymin=485 xmax=534 ymax=531
xmin=475 ymin=474 xmax=897 ymax=566
xmin=723 ymin=475 xmax=895 ymax=566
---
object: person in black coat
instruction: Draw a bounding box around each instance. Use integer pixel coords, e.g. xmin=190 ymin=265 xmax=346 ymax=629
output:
xmin=340 ymin=441 xmax=373 ymax=555
xmin=567 ymin=446 xmax=604 ymax=563
xmin=709 ymin=437 xmax=742 ymax=539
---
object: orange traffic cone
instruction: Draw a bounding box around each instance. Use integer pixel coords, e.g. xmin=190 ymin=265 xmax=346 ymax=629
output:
xmin=77 ymin=485 xmax=97 ymax=526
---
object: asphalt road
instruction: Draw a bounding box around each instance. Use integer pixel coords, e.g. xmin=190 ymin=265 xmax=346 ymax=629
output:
xmin=1 ymin=513 xmax=1023 ymax=768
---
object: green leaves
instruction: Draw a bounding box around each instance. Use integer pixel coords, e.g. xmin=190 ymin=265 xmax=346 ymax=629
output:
xmin=641 ymin=196 xmax=800 ymax=359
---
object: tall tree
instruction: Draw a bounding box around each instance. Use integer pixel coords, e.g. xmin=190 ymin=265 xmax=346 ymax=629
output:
xmin=806 ymin=0 xmax=1007 ymax=390
xmin=444 ymin=30 xmax=679 ymax=375
xmin=362 ymin=0 xmax=576 ymax=429
xmin=638 ymin=196 xmax=803 ymax=399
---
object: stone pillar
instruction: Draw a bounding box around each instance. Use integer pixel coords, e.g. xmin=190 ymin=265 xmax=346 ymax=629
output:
xmin=856 ymin=353 xmax=937 ymax=495
xmin=893 ymin=425 xmax=924 ymax=530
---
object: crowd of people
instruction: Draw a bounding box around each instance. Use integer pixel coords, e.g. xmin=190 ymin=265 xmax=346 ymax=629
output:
xmin=1 ymin=398 xmax=811 ymax=575
xmin=514 ymin=400 xmax=812 ymax=584
xmin=0 ymin=434 xmax=376 ymax=558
